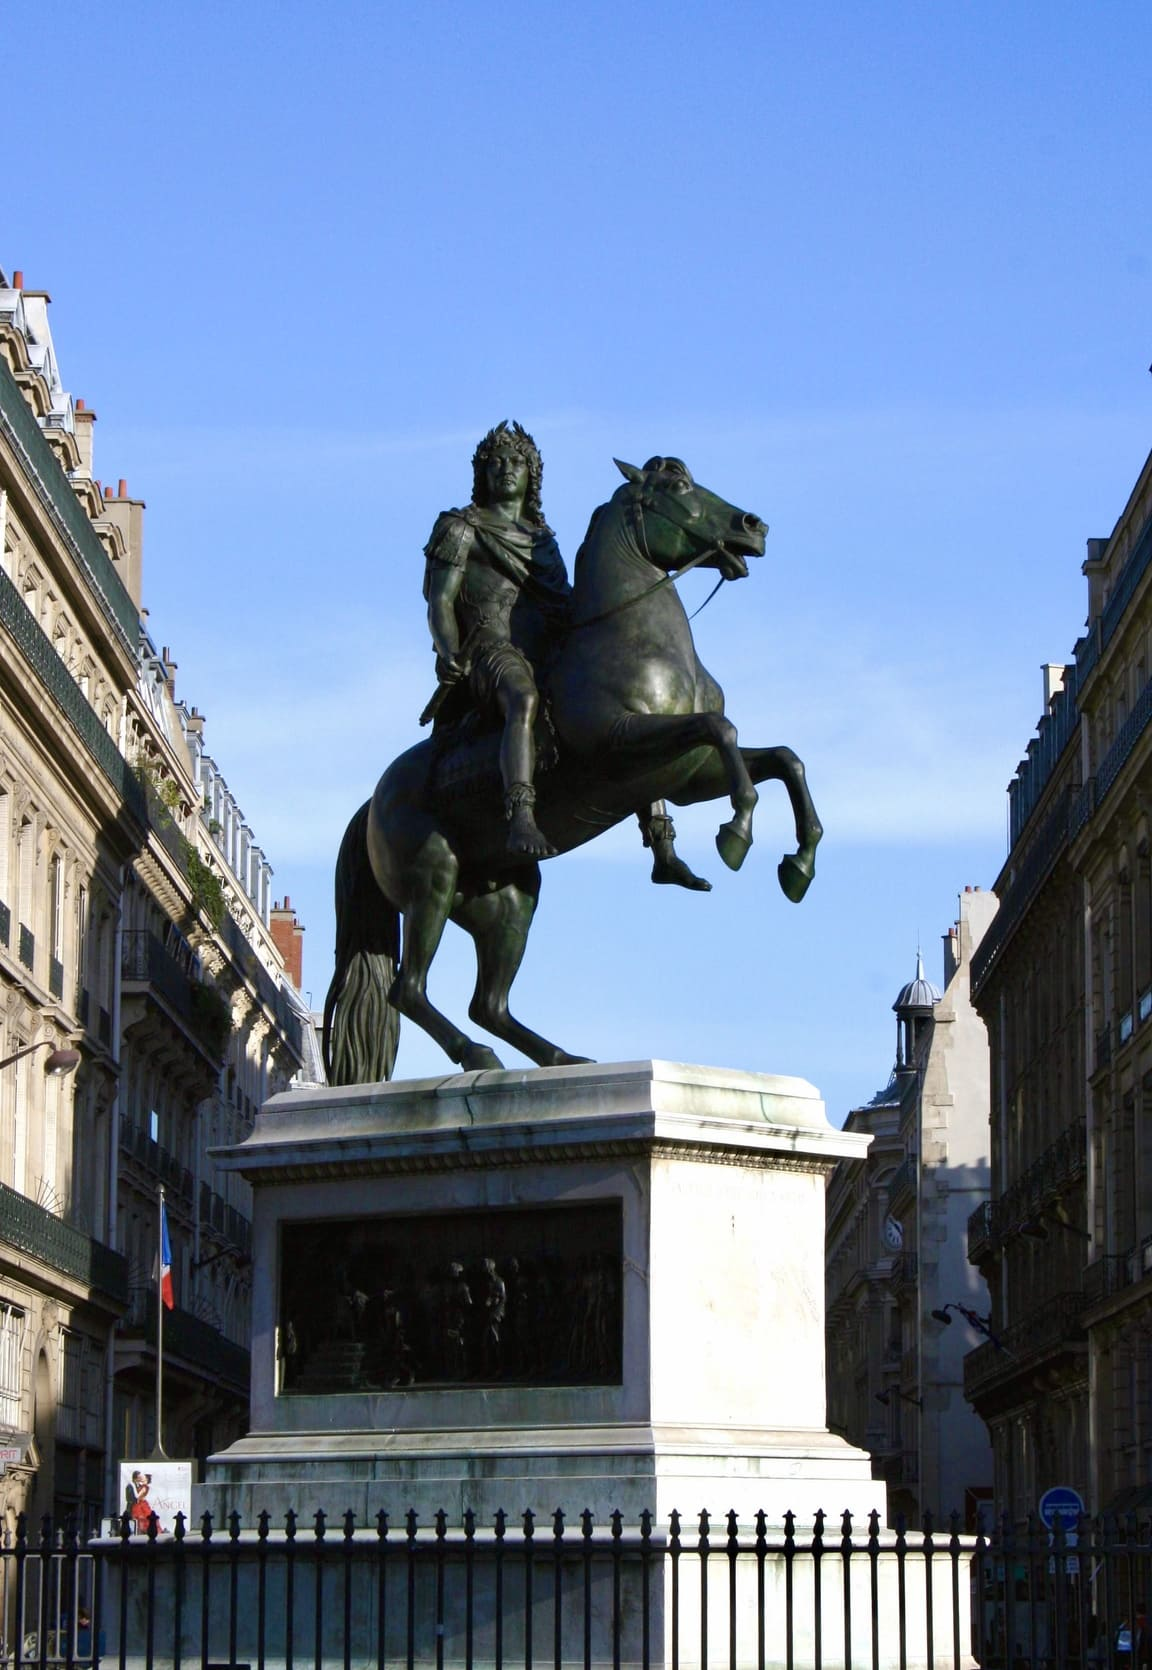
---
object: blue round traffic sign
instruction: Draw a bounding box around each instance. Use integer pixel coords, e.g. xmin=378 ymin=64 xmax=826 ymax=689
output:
xmin=1039 ymin=1486 xmax=1085 ymax=1529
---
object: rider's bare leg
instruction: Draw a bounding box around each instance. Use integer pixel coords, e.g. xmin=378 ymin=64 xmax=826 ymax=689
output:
xmin=610 ymin=710 xmax=758 ymax=870
xmin=497 ymin=677 xmax=556 ymax=859
xmin=389 ymin=832 xmax=504 ymax=1071
xmin=638 ymin=802 xmax=711 ymax=891
xmin=454 ymin=870 xmax=593 ymax=1067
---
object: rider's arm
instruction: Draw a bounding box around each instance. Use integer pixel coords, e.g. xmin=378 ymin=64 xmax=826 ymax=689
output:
xmin=426 ymin=559 xmax=466 ymax=675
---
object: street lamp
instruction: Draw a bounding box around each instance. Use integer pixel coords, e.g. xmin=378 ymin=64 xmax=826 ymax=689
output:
xmin=0 ymin=1040 xmax=81 ymax=1076
xmin=875 ymin=1388 xmax=923 ymax=1409
xmin=930 ymin=1300 xmax=1012 ymax=1354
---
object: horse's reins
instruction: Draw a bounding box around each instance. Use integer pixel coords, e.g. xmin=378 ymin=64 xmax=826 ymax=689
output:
xmin=569 ymin=495 xmax=738 ymax=632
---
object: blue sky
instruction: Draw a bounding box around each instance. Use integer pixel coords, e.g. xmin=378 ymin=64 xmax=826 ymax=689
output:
xmin=8 ymin=0 xmax=1151 ymax=1118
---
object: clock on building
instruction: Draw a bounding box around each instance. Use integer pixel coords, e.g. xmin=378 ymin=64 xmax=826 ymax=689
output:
xmin=883 ymin=1214 xmax=904 ymax=1251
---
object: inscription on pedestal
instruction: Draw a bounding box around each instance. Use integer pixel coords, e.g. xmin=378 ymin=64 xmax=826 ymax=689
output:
xmin=278 ymin=1202 xmax=623 ymax=1392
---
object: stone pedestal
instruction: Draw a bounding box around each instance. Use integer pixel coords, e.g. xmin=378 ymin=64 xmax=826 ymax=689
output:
xmin=200 ymin=1060 xmax=876 ymax=1528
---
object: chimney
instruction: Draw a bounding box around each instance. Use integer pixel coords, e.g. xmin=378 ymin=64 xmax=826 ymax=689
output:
xmin=270 ymin=898 xmax=305 ymax=990
xmin=99 ymin=481 xmax=146 ymax=607
xmin=12 ymin=271 xmax=23 ymax=290
xmin=1042 ymin=664 xmax=1066 ymax=709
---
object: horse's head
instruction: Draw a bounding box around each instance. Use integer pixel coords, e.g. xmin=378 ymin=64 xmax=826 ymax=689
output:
xmin=613 ymin=456 xmax=767 ymax=580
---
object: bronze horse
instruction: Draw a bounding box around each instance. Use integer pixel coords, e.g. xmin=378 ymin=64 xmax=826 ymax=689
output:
xmin=323 ymin=456 xmax=822 ymax=1082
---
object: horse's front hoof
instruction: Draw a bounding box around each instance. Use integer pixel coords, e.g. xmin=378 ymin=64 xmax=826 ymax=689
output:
xmin=458 ymin=1043 xmax=505 ymax=1072
xmin=549 ymin=1051 xmax=595 ymax=1067
xmin=778 ymin=853 xmax=814 ymax=903
xmin=716 ymin=820 xmax=752 ymax=871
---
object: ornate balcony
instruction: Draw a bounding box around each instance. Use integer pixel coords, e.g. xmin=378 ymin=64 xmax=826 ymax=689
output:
xmin=966 ymin=1119 xmax=1086 ymax=1257
xmin=119 ymin=1292 xmax=249 ymax=1396
xmin=18 ymin=923 xmax=34 ymax=971
xmin=0 ymin=1177 xmax=128 ymax=1304
xmin=199 ymin=1182 xmax=252 ymax=1257
xmin=0 ymin=898 xmax=9 ymax=947
xmin=118 ymin=1115 xmax=193 ymax=1203
xmin=964 ymin=1289 xmax=1087 ymax=1403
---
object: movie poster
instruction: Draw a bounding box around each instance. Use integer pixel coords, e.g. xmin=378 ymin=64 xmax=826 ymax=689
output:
xmin=117 ymin=1460 xmax=193 ymax=1535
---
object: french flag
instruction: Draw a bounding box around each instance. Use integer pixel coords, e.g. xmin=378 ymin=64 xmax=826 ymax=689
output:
xmin=160 ymin=1199 xmax=175 ymax=1311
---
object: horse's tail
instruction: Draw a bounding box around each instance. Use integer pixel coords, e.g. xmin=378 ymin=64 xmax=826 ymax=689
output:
xmin=322 ymin=800 xmax=401 ymax=1085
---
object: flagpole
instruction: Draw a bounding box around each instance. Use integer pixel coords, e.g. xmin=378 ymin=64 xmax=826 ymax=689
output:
xmin=152 ymin=1184 xmax=168 ymax=1459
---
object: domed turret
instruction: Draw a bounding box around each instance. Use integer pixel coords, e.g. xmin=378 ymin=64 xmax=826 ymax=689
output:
xmin=892 ymin=951 xmax=941 ymax=1068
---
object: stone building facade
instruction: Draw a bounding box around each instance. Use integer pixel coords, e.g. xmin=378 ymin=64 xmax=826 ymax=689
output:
xmin=827 ymin=890 xmax=995 ymax=1527
xmin=0 ymin=267 xmax=305 ymax=1532
xmin=968 ymin=442 xmax=1152 ymax=1520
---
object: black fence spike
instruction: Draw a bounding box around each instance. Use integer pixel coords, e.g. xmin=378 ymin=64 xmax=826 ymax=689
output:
xmin=494 ymin=1508 xmax=506 ymax=1538
xmin=522 ymin=1508 xmax=535 ymax=1537
xmin=376 ymin=1508 xmax=389 ymax=1539
xmin=229 ymin=1509 xmax=242 ymax=1541
xmin=640 ymin=1508 xmax=653 ymax=1542
xmin=314 ymin=1507 xmax=327 ymax=1540
xmin=611 ymin=1509 xmax=623 ymax=1540
xmin=344 ymin=1509 xmax=356 ymax=1541
xmin=726 ymin=1509 xmax=739 ymax=1544
xmin=147 ymin=1510 xmax=159 ymax=1542
xmin=285 ymin=1507 xmax=298 ymax=1540
xmin=435 ymin=1509 xmax=447 ymax=1540
xmin=581 ymin=1508 xmax=593 ymax=1539
xmin=553 ymin=1508 xmax=565 ymax=1539
xmin=200 ymin=1509 xmax=214 ymax=1542
xmin=174 ymin=1510 xmax=187 ymax=1542
xmin=463 ymin=1507 xmax=474 ymax=1540
xmin=405 ymin=1508 xmax=417 ymax=1541
xmin=257 ymin=1509 xmax=270 ymax=1541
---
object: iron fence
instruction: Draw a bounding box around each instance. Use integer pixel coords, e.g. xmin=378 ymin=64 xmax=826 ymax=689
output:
xmin=3 ymin=1506 xmax=1149 ymax=1670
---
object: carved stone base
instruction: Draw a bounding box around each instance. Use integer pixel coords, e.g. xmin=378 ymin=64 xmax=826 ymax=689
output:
xmin=200 ymin=1060 xmax=878 ymax=1527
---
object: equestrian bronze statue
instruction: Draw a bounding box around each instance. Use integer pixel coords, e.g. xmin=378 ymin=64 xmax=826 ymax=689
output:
xmin=323 ymin=436 xmax=822 ymax=1083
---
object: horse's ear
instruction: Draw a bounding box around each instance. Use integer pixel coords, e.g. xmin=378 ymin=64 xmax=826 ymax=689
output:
xmin=613 ymin=458 xmax=644 ymax=484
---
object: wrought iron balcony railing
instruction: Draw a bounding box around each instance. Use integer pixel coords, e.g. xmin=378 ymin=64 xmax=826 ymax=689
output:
xmin=118 ymin=1115 xmax=194 ymax=1202
xmin=18 ymin=923 xmax=34 ymax=971
xmin=963 ymin=1289 xmax=1087 ymax=1402
xmin=119 ymin=1293 xmax=250 ymax=1394
xmin=0 ymin=1177 xmax=128 ymax=1303
xmin=0 ymin=898 xmax=9 ymax=947
xmin=199 ymin=1182 xmax=252 ymax=1256
xmin=966 ymin=1119 xmax=1086 ymax=1257
xmin=0 ymin=357 xmax=138 ymax=646
xmin=0 ymin=567 xmax=146 ymax=825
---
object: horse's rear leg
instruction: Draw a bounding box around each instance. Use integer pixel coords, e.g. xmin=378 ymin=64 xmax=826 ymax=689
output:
xmin=741 ymin=745 xmax=823 ymax=902
xmin=610 ymin=710 xmax=758 ymax=870
xmin=390 ymin=834 xmax=504 ymax=1071
xmin=453 ymin=871 xmax=593 ymax=1068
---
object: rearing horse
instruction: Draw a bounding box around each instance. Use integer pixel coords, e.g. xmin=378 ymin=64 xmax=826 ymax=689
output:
xmin=323 ymin=456 xmax=822 ymax=1083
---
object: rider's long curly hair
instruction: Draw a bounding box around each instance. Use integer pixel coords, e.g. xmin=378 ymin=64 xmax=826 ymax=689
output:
xmin=472 ymin=421 xmax=546 ymax=526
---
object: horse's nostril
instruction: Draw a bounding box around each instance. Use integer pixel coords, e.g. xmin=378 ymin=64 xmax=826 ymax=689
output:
xmin=740 ymin=513 xmax=764 ymax=536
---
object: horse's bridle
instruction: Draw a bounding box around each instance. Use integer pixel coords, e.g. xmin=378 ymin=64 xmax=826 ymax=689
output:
xmin=570 ymin=488 xmax=745 ymax=632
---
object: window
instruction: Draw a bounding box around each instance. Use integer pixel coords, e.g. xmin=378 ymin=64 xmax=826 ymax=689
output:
xmin=49 ymin=852 xmax=64 ymax=962
xmin=0 ymin=1302 xmax=25 ymax=1428
xmin=57 ymin=1329 xmax=84 ymax=1443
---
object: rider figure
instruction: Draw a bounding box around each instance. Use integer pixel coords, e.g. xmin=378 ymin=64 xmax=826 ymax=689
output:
xmin=423 ymin=421 xmax=709 ymax=884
